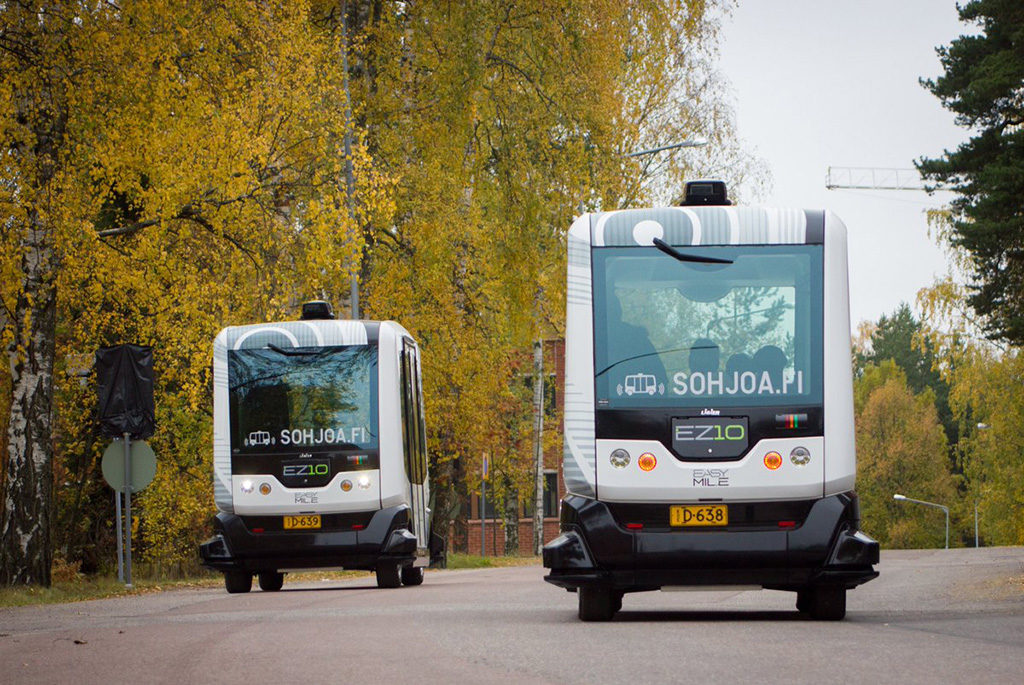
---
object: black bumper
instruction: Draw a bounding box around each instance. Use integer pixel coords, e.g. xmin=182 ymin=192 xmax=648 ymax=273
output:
xmin=199 ymin=505 xmax=417 ymax=573
xmin=543 ymin=492 xmax=879 ymax=592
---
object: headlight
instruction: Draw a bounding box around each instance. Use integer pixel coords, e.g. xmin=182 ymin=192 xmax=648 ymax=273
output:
xmin=790 ymin=446 xmax=811 ymax=466
xmin=240 ymin=480 xmax=254 ymax=494
xmin=357 ymin=475 xmax=371 ymax=490
xmin=610 ymin=449 xmax=631 ymax=469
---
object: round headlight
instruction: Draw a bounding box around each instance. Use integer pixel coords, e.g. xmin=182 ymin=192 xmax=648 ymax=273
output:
xmin=259 ymin=482 xmax=272 ymax=495
xmin=341 ymin=479 xmax=353 ymax=492
xmin=357 ymin=475 xmax=371 ymax=490
xmin=610 ymin=449 xmax=631 ymax=469
xmin=764 ymin=451 xmax=783 ymax=470
xmin=637 ymin=453 xmax=657 ymax=472
xmin=790 ymin=446 xmax=811 ymax=466
xmin=240 ymin=480 xmax=254 ymax=494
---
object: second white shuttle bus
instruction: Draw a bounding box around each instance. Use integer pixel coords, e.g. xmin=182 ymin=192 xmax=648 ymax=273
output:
xmin=200 ymin=302 xmax=443 ymax=592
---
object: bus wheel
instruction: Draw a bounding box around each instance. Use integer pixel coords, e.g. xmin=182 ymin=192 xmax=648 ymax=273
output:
xmin=224 ymin=570 xmax=252 ymax=594
xmin=258 ymin=571 xmax=284 ymax=592
xmin=401 ymin=565 xmax=425 ymax=586
xmin=808 ymin=586 xmax=846 ymax=620
xmin=578 ymin=587 xmax=616 ymax=621
xmin=376 ymin=562 xmax=401 ymax=588
xmin=796 ymin=589 xmax=812 ymax=614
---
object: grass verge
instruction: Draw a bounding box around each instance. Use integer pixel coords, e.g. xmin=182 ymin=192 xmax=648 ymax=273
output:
xmin=0 ymin=574 xmax=221 ymax=609
xmin=0 ymin=555 xmax=542 ymax=608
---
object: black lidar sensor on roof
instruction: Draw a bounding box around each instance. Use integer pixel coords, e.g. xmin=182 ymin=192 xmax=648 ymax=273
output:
xmin=681 ymin=180 xmax=731 ymax=206
xmin=300 ymin=300 xmax=335 ymax=320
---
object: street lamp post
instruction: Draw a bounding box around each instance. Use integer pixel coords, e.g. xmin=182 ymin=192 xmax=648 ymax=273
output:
xmin=893 ymin=494 xmax=949 ymax=549
xmin=626 ymin=140 xmax=708 ymax=158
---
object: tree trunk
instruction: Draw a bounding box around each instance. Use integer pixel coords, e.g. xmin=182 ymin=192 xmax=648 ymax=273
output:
xmin=0 ymin=73 xmax=63 ymax=585
xmin=503 ymin=484 xmax=519 ymax=556
xmin=1 ymin=205 xmax=58 ymax=586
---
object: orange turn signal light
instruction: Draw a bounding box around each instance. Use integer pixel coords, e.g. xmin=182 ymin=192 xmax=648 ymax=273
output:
xmin=638 ymin=453 xmax=657 ymax=472
xmin=764 ymin=451 xmax=783 ymax=470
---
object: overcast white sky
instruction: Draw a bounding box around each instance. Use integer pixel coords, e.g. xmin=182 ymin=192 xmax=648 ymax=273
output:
xmin=718 ymin=0 xmax=969 ymax=327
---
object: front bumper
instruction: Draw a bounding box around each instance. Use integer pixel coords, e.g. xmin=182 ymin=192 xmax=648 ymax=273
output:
xmin=543 ymin=492 xmax=878 ymax=592
xmin=199 ymin=504 xmax=417 ymax=573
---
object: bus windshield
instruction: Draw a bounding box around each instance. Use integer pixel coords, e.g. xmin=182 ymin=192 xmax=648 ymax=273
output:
xmin=593 ymin=244 xmax=823 ymax=408
xmin=228 ymin=345 xmax=378 ymax=454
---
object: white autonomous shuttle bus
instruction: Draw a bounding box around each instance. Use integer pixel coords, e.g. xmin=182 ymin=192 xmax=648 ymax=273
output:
xmin=543 ymin=181 xmax=879 ymax=620
xmin=200 ymin=301 xmax=442 ymax=592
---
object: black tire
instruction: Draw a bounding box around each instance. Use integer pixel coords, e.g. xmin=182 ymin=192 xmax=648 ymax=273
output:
xmin=808 ymin=586 xmax=846 ymax=620
xmin=401 ymin=565 xmax=425 ymax=586
xmin=578 ymin=587 xmax=616 ymax=622
xmin=796 ymin=589 xmax=812 ymax=614
xmin=224 ymin=570 xmax=252 ymax=594
xmin=375 ymin=562 xmax=401 ymax=588
xmin=258 ymin=571 xmax=284 ymax=592
xmin=611 ymin=591 xmax=624 ymax=614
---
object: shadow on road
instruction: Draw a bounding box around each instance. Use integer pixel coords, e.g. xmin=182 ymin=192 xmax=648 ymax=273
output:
xmin=610 ymin=610 xmax=804 ymax=622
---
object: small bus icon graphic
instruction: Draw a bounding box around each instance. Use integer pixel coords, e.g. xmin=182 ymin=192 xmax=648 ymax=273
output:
xmin=624 ymin=373 xmax=658 ymax=396
xmin=247 ymin=431 xmax=272 ymax=446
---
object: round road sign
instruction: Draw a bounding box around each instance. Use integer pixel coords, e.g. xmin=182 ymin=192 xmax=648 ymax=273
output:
xmin=101 ymin=439 xmax=157 ymax=493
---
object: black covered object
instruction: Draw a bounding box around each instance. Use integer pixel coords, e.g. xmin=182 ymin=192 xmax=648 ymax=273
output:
xmin=95 ymin=344 xmax=155 ymax=440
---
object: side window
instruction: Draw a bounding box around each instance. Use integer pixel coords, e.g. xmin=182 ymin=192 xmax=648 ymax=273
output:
xmin=401 ymin=340 xmax=428 ymax=485
xmin=412 ymin=347 xmax=428 ymax=484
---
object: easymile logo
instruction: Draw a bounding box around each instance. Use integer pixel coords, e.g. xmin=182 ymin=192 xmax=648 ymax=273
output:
xmin=693 ymin=469 xmax=729 ymax=487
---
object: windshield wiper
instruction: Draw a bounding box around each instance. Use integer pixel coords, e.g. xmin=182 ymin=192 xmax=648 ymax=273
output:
xmin=653 ymin=237 xmax=733 ymax=264
xmin=267 ymin=343 xmax=318 ymax=357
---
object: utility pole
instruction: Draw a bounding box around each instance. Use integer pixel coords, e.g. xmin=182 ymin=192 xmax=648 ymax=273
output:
xmin=531 ymin=341 xmax=545 ymax=555
xmin=340 ymin=2 xmax=359 ymax=319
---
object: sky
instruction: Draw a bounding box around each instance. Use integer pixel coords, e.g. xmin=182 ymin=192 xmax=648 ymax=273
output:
xmin=718 ymin=0 xmax=969 ymax=327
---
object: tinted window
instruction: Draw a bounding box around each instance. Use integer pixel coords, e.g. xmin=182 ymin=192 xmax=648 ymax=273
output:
xmin=228 ymin=346 xmax=378 ymax=454
xmin=593 ymin=245 xmax=823 ymax=408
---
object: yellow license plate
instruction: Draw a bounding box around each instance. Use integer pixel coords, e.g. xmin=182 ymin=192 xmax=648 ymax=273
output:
xmin=670 ymin=505 xmax=728 ymax=527
xmin=283 ymin=514 xmax=321 ymax=530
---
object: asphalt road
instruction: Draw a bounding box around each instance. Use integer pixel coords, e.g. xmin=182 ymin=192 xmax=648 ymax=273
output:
xmin=2 ymin=547 xmax=1022 ymax=684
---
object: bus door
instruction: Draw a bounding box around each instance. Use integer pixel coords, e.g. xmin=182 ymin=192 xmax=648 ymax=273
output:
xmin=401 ymin=339 xmax=430 ymax=553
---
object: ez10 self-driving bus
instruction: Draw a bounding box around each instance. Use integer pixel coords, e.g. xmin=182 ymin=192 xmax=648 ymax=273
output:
xmin=543 ymin=181 xmax=879 ymax=621
xmin=200 ymin=302 xmax=442 ymax=592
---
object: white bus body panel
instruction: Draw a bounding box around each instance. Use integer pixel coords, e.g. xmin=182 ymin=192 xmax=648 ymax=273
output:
xmin=564 ymin=213 xmax=597 ymax=498
xmin=377 ymin=322 xmax=407 ymax=509
xmin=596 ymin=437 xmax=824 ymax=502
xmin=823 ymin=212 xmax=857 ymax=495
xmin=231 ymin=472 xmax=381 ymax=515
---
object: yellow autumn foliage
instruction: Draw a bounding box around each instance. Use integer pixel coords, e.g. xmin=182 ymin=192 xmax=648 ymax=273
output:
xmin=3 ymin=0 xmax=755 ymax=572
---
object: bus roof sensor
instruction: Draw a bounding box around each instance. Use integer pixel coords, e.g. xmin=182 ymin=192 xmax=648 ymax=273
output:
xmin=681 ymin=180 xmax=730 ymax=206
xmin=300 ymin=300 xmax=335 ymax=320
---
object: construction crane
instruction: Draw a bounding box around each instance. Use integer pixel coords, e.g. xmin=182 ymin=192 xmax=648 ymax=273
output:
xmin=825 ymin=166 xmax=948 ymax=191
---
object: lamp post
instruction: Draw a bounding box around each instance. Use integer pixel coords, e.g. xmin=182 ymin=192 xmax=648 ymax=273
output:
xmin=893 ymin=494 xmax=949 ymax=549
xmin=973 ymin=422 xmax=990 ymax=547
xmin=626 ymin=140 xmax=708 ymax=157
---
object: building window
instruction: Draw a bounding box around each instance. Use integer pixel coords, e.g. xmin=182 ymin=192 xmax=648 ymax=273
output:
xmin=543 ymin=471 xmax=559 ymax=518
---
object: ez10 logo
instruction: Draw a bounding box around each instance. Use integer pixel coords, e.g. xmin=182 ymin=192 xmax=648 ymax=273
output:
xmin=282 ymin=463 xmax=330 ymax=477
xmin=674 ymin=423 xmax=746 ymax=442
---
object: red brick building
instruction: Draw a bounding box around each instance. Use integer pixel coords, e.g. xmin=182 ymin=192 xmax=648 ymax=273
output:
xmin=455 ymin=339 xmax=566 ymax=556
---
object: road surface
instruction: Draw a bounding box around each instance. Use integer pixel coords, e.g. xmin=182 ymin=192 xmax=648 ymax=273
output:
xmin=1 ymin=547 xmax=1022 ymax=684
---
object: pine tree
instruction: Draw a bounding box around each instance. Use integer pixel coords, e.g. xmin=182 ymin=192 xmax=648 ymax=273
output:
xmin=918 ymin=0 xmax=1024 ymax=343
